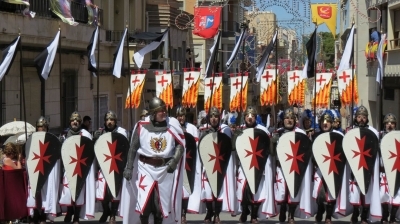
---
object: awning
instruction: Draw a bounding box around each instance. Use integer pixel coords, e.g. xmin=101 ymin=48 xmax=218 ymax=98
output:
xmin=384 ymin=65 xmax=400 ymax=77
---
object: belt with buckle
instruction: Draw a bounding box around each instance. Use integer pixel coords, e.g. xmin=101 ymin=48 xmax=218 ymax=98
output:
xmin=139 ymin=155 xmax=171 ymax=167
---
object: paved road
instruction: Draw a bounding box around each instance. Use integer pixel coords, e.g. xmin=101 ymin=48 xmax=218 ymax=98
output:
xmin=50 ymin=212 xmax=356 ymax=224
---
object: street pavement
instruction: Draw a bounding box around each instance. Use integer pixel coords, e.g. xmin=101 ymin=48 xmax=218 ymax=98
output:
xmin=50 ymin=212 xmax=357 ymax=223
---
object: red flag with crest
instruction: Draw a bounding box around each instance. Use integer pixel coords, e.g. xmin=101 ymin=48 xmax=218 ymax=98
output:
xmin=193 ymin=6 xmax=222 ymax=39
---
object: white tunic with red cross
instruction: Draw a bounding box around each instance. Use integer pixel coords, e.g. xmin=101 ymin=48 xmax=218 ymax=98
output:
xmin=135 ymin=121 xmax=184 ymax=217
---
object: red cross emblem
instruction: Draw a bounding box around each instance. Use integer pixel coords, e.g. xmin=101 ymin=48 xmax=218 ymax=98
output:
xmin=205 ymin=79 xmax=216 ymax=91
xmin=157 ymin=75 xmax=168 ymax=87
xmin=316 ymin=75 xmax=327 ymax=86
xmin=185 ymin=73 xmax=195 ymax=84
xmin=339 ymin=71 xmax=351 ymax=83
xmin=131 ymin=75 xmax=141 ymax=85
xmin=289 ymin=72 xmax=300 ymax=82
xmin=262 ymin=70 xmax=273 ymax=83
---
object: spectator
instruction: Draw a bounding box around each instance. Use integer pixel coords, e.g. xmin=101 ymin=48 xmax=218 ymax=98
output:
xmin=370 ymin=28 xmax=381 ymax=43
xmin=1 ymin=142 xmax=22 ymax=170
xmin=81 ymin=115 xmax=92 ymax=131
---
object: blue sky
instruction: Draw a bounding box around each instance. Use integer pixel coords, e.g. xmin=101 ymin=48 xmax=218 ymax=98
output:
xmin=257 ymin=0 xmax=340 ymax=36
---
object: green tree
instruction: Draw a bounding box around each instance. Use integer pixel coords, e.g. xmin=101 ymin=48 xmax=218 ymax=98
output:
xmin=318 ymin=32 xmax=338 ymax=69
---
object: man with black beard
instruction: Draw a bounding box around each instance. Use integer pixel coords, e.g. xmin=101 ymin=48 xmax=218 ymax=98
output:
xmin=272 ymin=107 xmax=311 ymax=223
xmin=380 ymin=113 xmax=400 ymax=224
xmin=123 ymin=97 xmax=185 ymax=224
xmin=61 ymin=112 xmax=95 ymax=224
xmin=235 ymin=106 xmax=274 ymax=223
xmin=94 ymin=111 xmax=127 ymax=223
xmin=199 ymin=107 xmax=234 ymax=223
xmin=349 ymin=106 xmax=380 ymax=224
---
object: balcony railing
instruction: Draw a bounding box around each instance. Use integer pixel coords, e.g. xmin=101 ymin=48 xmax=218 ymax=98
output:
xmin=390 ymin=38 xmax=400 ymax=50
xmin=0 ymin=0 xmax=103 ymax=25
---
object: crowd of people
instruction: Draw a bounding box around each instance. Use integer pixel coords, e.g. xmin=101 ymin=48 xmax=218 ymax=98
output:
xmin=0 ymin=97 xmax=398 ymax=224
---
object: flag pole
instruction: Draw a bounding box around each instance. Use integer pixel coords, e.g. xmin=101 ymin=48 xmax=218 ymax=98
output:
xmin=274 ymin=27 xmax=278 ymax=129
xmin=207 ymin=31 xmax=221 ymax=121
xmin=351 ymin=19 xmax=355 ymax=128
xmin=313 ymin=26 xmax=317 ymax=129
xmin=96 ymin=19 xmax=101 ymax=131
xmin=58 ymin=24 xmax=63 ymax=131
xmin=125 ymin=22 xmax=133 ymax=133
xmin=237 ymin=20 xmax=249 ymax=126
xmin=379 ymin=30 xmax=384 ymax=131
xmin=19 ymin=30 xmax=28 ymax=141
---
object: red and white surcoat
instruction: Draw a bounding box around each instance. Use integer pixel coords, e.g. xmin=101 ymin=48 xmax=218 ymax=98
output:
xmin=59 ymin=129 xmax=96 ymax=220
xmin=119 ymin=117 xmax=185 ymax=224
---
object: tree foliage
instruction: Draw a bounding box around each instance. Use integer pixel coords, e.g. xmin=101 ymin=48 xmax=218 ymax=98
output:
xmin=318 ymin=32 xmax=338 ymax=69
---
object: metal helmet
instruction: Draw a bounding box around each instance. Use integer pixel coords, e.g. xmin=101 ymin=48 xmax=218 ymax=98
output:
xmin=140 ymin=109 xmax=148 ymax=117
xmin=244 ymin=106 xmax=257 ymax=117
xmin=355 ymin=105 xmax=369 ymax=117
xmin=69 ymin=111 xmax=82 ymax=122
xmin=209 ymin=107 xmax=220 ymax=117
xmin=383 ymin=113 xmax=397 ymax=124
xmin=176 ymin=107 xmax=186 ymax=116
xmin=148 ymin=97 xmax=167 ymax=115
xmin=319 ymin=110 xmax=334 ymax=125
xmin=104 ymin=110 xmax=117 ymax=121
xmin=36 ymin=116 xmax=49 ymax=128
xmin=283 ymin=107 xmax=296 ymax=120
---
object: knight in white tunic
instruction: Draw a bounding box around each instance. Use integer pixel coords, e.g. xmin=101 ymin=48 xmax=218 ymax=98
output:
xmin=199 ymin=107 xmax=236 ymax=223
xmin=271 ymin=107 xmax=314 ymax=223
xmin=60 ymin=111 xmax=96 ymax=223
xmin=123 ymin=97 xmax=185 ymax=224
xmin=93 ymin=111 xmax=128 ymax=223
xmin=380 ymin=113 xmax=400 ymax=223
xmin=175 ymin=107 xmax=202 ymax=223
xmin=27 ymin=116 xmax=61 ymax=223
xmin=233 ymin=106 xmax=274 ymax=223
xmin=348 ymin=106 xmax=381 ymax=224
xmin=312 ymin=110 xmax=352 ymax=223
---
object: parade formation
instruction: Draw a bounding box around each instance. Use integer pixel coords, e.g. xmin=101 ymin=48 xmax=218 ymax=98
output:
xmin=1 ymin=100 xmax=400 ymax=224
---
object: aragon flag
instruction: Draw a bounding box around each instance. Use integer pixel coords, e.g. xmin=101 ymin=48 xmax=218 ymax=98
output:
xmin=0 ymin=36 xmax=20 ymax=81
xmin=193 ymin=6 xmax=222 ymax=39
xmin=34 ymin=31 xmax=60 ymax=81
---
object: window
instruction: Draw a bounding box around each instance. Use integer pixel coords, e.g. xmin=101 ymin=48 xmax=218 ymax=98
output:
xmin=63 ymin=70 xmax=77 ymax=128
xmin=384 ymin=88 xmax=395 ymax=100
xmin=393 ymin=9 xmax=400 ymax=49
xmin=93 ymin=95 xmax=108 ymax=130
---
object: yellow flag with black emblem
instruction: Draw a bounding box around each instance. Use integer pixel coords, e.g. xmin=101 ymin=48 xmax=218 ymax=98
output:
xmin=311 ymin=4 xmax=337 ymax=37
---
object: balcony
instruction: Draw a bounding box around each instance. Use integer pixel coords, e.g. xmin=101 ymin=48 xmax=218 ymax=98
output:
xmin=0 ymin=0 xmax=103 ymax=24
xmin=222 ymin=21 xmax=240 ymax=37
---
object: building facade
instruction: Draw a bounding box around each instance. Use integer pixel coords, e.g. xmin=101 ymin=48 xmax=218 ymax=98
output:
xmin=341 ymin=0 xmax=400 ymax=129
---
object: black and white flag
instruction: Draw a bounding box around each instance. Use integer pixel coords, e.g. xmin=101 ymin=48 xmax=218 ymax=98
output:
xmin=112 ymin=28 xmax=127 ymax=78
xmin=87 ymin=26 xmax=99 ymax=76
xmin=255 ymin=31 xmax=277 ymax=82
xmin=34 ymin=31 xmax=60 ymax=80
xmin=0 ymin=36 xmax=20 ymax=81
